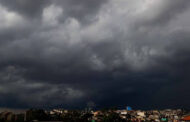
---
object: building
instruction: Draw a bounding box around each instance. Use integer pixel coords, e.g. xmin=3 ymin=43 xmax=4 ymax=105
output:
xmin=181 ymin=115 xmax=190 ymax=121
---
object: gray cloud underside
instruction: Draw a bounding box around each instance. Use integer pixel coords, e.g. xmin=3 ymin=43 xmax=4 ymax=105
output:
xmin=0 ymin=0 xmax=190 ymax=109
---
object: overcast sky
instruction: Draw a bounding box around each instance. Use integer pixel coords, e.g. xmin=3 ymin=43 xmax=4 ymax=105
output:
xmin=0 ymin=0 xmax=190 ymax=109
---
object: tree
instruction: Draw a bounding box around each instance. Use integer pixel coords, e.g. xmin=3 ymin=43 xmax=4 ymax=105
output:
xmin=100 ymin=111 xmax=125 ymax=122
xmin=26 ymin=109 xmax=49 ymax=121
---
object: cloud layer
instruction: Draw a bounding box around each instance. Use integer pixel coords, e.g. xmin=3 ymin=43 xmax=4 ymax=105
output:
xmin=0 ymin=0 xmax=190 ymax=109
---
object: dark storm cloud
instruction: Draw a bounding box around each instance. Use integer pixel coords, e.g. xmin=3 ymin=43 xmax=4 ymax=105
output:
xmin=0 ymin=0 xmax=190 ymax=109
xmin=0 ymin=0 xmax=107 ymax=23
xmin=0 ymin=0 xmax=50 ymax=17
xmin=135 ymin=0 xmax=190 ymax=26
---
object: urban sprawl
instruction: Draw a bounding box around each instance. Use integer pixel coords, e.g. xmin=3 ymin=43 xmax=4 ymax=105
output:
xmin=0 ymin=108 xmax=190 ymax=122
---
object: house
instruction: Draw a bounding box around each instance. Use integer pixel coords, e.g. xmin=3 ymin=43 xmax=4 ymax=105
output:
xmin=181 ymin=115 xmax=190 ymax=121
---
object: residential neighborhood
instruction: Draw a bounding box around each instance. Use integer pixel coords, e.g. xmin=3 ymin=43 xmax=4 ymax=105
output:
xmin=0 ymin=108 xmax=190 ymax=122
